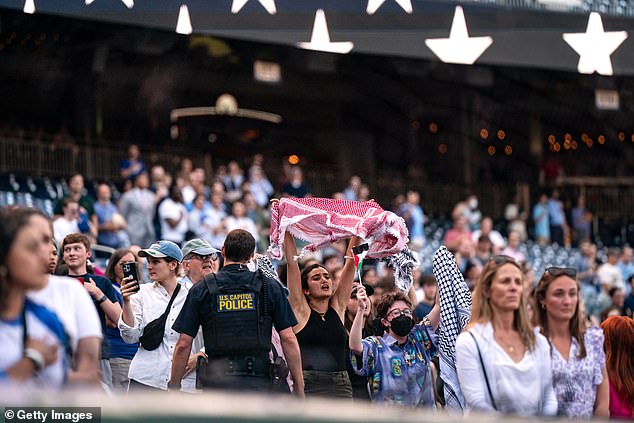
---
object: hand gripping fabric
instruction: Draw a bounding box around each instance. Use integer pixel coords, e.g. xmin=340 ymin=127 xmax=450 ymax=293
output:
xmin=432 ymin=246 xmax=472 ymax=414
xmin=268 ymin=197 xmax=413 ymax=291
xmin=268 ymin=198 xmax=409 ymax=261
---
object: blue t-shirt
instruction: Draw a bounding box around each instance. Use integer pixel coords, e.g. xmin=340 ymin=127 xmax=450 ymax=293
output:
xmin=532 ymin=203 xmax=550 ymax=239
xmin=72 ymin=273 xmax=119 ymax=359
xmin=413 ymin=301 xmax=434 ymax=322
xmin=94 ymin=202 xmax=120 ymax=248
xmin=548 ymin=199 xmax=566 ymax=226
xmin=119 ymin=159 xmax=146 ymax=181
xmin=105 ymin=284 xmax=139 ymax=360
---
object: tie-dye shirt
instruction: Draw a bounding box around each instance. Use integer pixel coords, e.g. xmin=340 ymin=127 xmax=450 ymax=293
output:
xmin=352 ymin=321 xmax=437 ymax=407
xmin=550 ymin=326 xmax=605 ymax=418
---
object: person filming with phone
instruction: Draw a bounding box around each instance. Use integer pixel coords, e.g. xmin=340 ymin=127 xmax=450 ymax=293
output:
xmin=118 ymin=240 xmax=199 ymax=392
xmin=103 ymin=248 xmax=141 ymax=390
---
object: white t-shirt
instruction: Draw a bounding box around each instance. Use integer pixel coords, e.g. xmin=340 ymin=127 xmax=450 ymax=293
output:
xmin=0 ymin=299 xmax=68 ymax=389
xmin=224 ymin=216 xmax=259 ymax=242
xmin=206 ymin=207 xmax=227 ymax=249
xmin=158 ymin=199 xmax=189 ymax=243
xmin=597 ymin=263 xmax=625 ymax=290
xmin=472 ymin=230 xmax=506 ymax=249
xmin=28 ymin=275 xmax=103 ymax=352
xmin=53 ymin=217 xmax=79 ymax=243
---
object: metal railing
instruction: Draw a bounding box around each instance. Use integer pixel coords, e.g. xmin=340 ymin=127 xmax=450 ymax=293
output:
xmin=0 ymin=136 xmax=197 ymax=181
xmin=454 ymin=0 xmax=634 ymax=17
xmin=3 ymin=135 xmax=634 ymax=220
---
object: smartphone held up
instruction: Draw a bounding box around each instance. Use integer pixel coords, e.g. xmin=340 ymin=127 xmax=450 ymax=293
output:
xmin=122 ymin=262 xmax=141 ymax=293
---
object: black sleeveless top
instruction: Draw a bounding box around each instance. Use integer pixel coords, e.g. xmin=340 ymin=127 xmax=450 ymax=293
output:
xmin=296 ymin=307 xmax=347 ymax=372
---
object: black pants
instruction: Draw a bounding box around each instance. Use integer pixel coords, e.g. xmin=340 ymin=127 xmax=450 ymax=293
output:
xmin=550 ymin=225 xmax=564 ymax=245
xmin=303 ymin=370 xmax=352 ymax=398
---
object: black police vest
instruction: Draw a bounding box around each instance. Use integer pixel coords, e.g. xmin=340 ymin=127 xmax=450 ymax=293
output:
xmin=202 ymin=270 xmax=272 ymax=359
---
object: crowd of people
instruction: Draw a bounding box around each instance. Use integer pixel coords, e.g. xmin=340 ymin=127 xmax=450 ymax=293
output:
xmin=0 ymin=149 xmax=633 ymax=420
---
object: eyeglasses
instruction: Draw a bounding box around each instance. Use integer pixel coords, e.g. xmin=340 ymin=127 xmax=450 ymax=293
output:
xmin=387 ymin=308 xmax=413 ymax=319
xmin=188 ymin=253 xmax=218 ymax=262
xmin=545 ymin=267 xmax=577 ymax=278
xmin=490 ymin=255 xmax=519 ymax=266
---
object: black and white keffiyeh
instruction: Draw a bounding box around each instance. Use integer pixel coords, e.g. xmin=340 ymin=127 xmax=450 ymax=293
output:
xmin=382 ymin=246 xmax=419 ymax=293
xmin=432 ymin=246 xmax=472 ymax=413
xmin=255 ymin=253 xmax=291 ymax=296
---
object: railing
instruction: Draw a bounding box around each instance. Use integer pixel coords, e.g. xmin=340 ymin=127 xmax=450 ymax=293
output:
xmin=451 ymin=0 xmax=634 ymax=17
xmin=0 ymin=136 xmax=201 ymax=181
xmin=3 ymin=136 xmax=634 ymax=220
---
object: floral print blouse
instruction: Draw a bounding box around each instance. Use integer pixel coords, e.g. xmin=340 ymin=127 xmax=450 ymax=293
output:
xmin=550 ymin=326 xmax=605 ymax=418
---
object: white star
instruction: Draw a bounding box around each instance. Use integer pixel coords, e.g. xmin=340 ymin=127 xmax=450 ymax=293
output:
xmin=23 ymin=0 xmax=35 ymax=14
xmin=85 ymin=0 xmax=134 ymax=8
xmin=231 ymin=0 xmax=276 ymax=15
xmin=424 ymin=6 xmax=493 ymax=65
xmin=366 ymin=0 xmax=412 ymax=15
xmin=176 ymin=4 xmax=193 ymax=35
xmin=563 ymin=12 xmax=627 ymax=76
xmin=297 ymin=9 xmax=353 ymax=54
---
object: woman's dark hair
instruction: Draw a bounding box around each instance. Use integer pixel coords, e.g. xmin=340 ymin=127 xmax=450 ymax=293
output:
xmin=0 ymin=207 xmax=49 ymax=312
xmin=169 ymin=182 xmax=183 ymax=203
xmin=54 ymin=262 xmax=69 ymax=276
xmin=300 ymin=263 xmax=329 ymax=291
xmin=105 ymin=248 xmax=139 ymax=283
xmin=361 ymin=266 xmax=377 ymax=280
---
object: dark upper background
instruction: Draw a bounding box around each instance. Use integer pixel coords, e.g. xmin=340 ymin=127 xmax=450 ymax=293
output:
xmin=1 ymin=1 xmax=634 ymax=218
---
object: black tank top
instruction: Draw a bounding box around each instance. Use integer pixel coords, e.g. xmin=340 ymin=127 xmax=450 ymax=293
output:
xmin=296 ymin=307 xmax=347 ymax=372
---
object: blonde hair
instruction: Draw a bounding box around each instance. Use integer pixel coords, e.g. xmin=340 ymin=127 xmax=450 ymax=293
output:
xmin=469 ymin=256 xmax=536 ymax=351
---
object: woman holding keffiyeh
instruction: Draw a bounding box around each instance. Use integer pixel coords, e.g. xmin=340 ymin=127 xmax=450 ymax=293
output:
xmin=284 ymin=231 xmax=361 ymax=398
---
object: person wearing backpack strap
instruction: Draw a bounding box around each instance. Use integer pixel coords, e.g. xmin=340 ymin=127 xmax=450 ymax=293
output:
xmin=169 ymin=229 xmax=304 ymax=396
xmin=118 ymin=240 xmax=197 ymax=392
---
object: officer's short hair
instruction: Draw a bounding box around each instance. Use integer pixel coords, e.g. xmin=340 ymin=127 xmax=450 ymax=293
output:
xmin=223 ymin=229 xmax=255 ymax=262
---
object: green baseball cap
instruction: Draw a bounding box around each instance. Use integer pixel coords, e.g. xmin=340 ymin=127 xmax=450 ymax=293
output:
xmin=181 ymin=238 xmax=219 ymax=258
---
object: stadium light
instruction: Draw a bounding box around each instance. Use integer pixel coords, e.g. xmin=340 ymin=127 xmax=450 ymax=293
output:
xmin=425 ymin=6 xmax=493 ymax=65
xmin=366 ymin=0 xmax=412 ymax=15
xmin=563 ymin=12 xmax=627 ymax=76
xmin=231 ymin=0 xmax=276 ymax=15
xmin=23 ymin=0 xmax=35 ymax=14
xmin=297 ymin=9 xmax=353 ymax=54
xmin=176 ymin=4 xmax=193 ymax=35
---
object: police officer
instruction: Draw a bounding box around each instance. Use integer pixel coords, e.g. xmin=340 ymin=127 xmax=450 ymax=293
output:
xmin=169 ymin=229 xmax=304 ymax=396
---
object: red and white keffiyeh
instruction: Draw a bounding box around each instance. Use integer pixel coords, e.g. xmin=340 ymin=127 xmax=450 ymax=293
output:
xmin=268 ymin=198 xmax=409 ymax=260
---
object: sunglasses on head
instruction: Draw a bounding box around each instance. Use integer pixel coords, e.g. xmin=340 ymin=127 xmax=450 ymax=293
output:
xmin=545 ymin=267 xmax=577 ymax=278
xmin=490 ymin=255 xmax=519 ymax=266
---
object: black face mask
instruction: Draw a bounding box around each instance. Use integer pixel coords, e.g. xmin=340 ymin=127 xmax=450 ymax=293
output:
xmin=389 ymin=315 xmax=414 ymax=337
